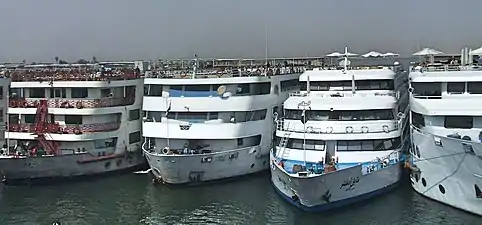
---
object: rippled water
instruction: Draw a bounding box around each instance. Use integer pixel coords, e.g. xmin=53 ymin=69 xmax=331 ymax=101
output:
xmin=0 ymin=172 xmax=479 ymax=225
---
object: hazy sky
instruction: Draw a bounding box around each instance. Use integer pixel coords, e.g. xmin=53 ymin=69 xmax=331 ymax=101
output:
xmin=1 ymin=0 xmax=481 ymax=62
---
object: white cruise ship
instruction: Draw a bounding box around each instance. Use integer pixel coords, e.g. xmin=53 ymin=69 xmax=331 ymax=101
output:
xmin=270 ymin=48 xmax=409 ymax=212
xmin=0 ymin=62 xmax=146 ymax=185
xmin=142 ymin=58 xmax=302 ymax=185
xmin=409 ymin=47 xmax=482 ymax=216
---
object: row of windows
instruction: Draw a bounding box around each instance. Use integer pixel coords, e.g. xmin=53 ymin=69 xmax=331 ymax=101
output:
xmin=146 ymin=109 xmax=267 ymax=123
xmin=144 ymin=83 xmax=271 ymax=97
xmin=337 ymin=137 xmax=400 ymax=151
xmin=23 ymin=87 xmax=132 ymax=99
xmin=300 ymin=80 xmax=394 ymax=91
xmin=276 ymin=137 xmax=400 ymax=151
xmin=411 ymin=111 xmax=475 ymax=129
xmin=412 ymin=82 xmax=482 ymax=97
xmin=284 ymin=109 xmax=394 ymax=121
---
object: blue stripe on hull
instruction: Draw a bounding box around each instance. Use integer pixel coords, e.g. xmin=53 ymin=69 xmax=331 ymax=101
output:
xmin=272 ymin=180 xmax=400 ymax=212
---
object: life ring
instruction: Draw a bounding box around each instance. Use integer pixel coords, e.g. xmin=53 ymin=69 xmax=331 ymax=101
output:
xmin=76 ymin=101 xmax=83 ymax=109
xmin=73 ymin=127 xmax=81 ymax=135
xmin=162 ymin=147 xmax=169 ymax=154
xmin=9 ymin=100 xmax=16 ymax=108
xmin=62 ymin=101 xmax=70 ymax=108
xmin=22 ymin=101 xmax=28 ymax=108
xmin=34 ymin=101 xmax=40 ymax=107
xmin=58 ymin=127 xmax=64 ymax=133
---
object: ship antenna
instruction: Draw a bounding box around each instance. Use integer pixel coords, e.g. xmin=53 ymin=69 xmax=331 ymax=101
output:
xmin=265 ymin=24 xmax=269 ymax=76
xmin=191 ymin=54 xmax=198 ymax=79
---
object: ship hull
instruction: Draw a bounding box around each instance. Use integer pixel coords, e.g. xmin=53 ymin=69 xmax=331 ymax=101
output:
xmin=410 ymin=128 xmax=482 ymax=216
xmin=270 ymin=152 xmax=401 ymax=212
xmin=144 ymin=146 xmax=270 ymax=185
xmin=0 ymin=151 xmax=147 ymax=185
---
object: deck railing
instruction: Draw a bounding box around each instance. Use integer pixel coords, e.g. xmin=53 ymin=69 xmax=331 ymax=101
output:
xmin=7 ymin=70 xmax=141 ymax=82
xmin=7 ymin=122 xmax=120 ymax=134
xmin=9 ymin=97 xmax=135 ymax=108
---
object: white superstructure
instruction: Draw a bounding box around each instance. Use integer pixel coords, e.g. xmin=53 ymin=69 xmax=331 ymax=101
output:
xmin=142 ymin=61 xmax=302 ymax=185
xmin=271 ymin=49 xmax=409 ymax=212
xmin=409 ymin=56 xmax=482 ymax=215
xmin=0 ymin=62 xmax=145 ymax=184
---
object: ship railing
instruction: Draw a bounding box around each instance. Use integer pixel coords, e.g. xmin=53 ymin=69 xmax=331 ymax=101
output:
xmin=276 ymin=118 xmax=399 ymax=134
xmin=7 ymin=70 xmax=141 ymax=82
xmin=7 ymin=121 xmax=121 ymax=134
xmin=289 ymin=91 xmax=396 ymax=98
xmin=145 ymin=66 xmax=305 ymax=79
xmin=410 ymin=64 xmax=482 ymax=73
xmin=9 ymin=97 xmax=135 ymax=109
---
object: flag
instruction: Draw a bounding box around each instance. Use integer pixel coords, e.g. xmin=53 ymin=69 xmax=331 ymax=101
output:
xmin=300 ymin=110 xmax=306 ymax=124
xmin=165 ymin=101 xmax=171 ymax=117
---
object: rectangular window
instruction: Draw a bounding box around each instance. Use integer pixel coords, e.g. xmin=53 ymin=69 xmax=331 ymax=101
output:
xmin=24 ymin=114 xmax=36 ymax=123
xmin=447 ymin=82 xmax=465 ymax=94
xmin=467 ymin=82 xmax=482 ymax=94
xmin=129 ymin=131 xmax=141 ymax=144
xmin=29 ymin=88 xmax=45 ymax=98
xmin=444 ymin=116 xmax=473 ymax=129
xmin=0 ymin=109 xmax=3 ymax=123
xmin=71 ymin=88 xmax=88 ymax=98
xmin=145 ymin=84 xmax=163 ymax=96
xmin=129 ymin=109 xmax=140 ymax=121
xmin=236 ymin=84 xmax=251 ymax=95
xmin=337 ymin=137 xmax=400 ymax=151
xmin=65 ymin=115 xmax=82 ymax=124
xmin=411 ymin=111 xmax=425 ymax=128
xmin=0 ymin=86 xmax=3 ymax=99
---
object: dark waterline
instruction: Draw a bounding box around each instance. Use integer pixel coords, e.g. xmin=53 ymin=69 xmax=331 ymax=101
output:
xmin=0 ymin=172 xmax=480 ymax=225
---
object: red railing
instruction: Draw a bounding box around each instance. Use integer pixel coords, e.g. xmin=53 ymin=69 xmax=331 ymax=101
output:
xmin=9 ymin=97 xmax=135 ymax=109
xmin=8 ymin=69 xmax=141 ymax=82
xmin=8 ymin=122 xmax=120 ymax=134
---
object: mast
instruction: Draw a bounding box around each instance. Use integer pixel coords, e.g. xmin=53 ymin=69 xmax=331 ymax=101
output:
xmin=191 ymin=54 xmax=198 ymax=79
xmin=265 ymin=24 xmax=268 ymax=76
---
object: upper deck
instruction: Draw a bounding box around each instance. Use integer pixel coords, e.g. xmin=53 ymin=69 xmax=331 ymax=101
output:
xmin=1 ymin=62 xmax=142 ymax=87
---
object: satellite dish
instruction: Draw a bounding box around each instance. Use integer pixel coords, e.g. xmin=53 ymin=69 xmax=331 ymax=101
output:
xmin=217 ymin=85 xmax=226 ymax=95
xmin=338 ymin=59 xmax=351 ymax=66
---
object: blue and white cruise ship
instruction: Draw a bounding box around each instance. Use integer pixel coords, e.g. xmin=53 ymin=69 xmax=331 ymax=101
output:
xmin=270 ymin=48 xmax=409 ymax=211
xmin=142 ymin=57 xmax=302 ymax=185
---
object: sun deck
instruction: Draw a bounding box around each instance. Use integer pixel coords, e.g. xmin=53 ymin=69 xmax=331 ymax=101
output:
xmin=145 ymin=66 xmax=305 ymax=79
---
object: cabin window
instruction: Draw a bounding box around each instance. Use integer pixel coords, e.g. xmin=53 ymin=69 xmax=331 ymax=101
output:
xmin=0 ymin=87 xmax=3 ymax=99
xmin=287 ymin=109 xmax=393 ymax=121
xmin=129 ymin=131 xmax=141 ymax=144
xmin=0 ymin=109 xmax=3 ymax=123
xmin=280 ymin=79 xmax=298 ymax=91
xmin=183 ymin=85 xmax=212 ymax=97
xmin=356 ymin=80 xmax=394 ymax=90
xmin=177 ymin=112 xmax=208 ymax=123
xmin=337 ymin=137 xmax=400 ymax=151
xmin=71 ymin=88 xmax=88 ymax=98
xmin=208 ymin=112 xmax=218 ymax=120
xmin=236 ymin=84 xmax=250 ymax=95
xmin=444 ymin=116 xmax=473 ymax=129
xmin=286 ymin=139 xmax=325 ymax=150
xmin=29 ymin=88 xmax=45 ymax=98
xmin=447 ymin=82 xmax=465 ymax=94
xmin=145 ymin=84 xmax=163 ymax=96
xmin=100 ymin=89 xmax=111 ymax=98
xmin=411 ymin=82 xmax=441 ymax=98
xmin=24 ymin=114 xmax=35 ymax=123
xmin=129 ymin=109 xmax=140 ymax=121
xmin=65 ymin=115 xmax=82 ymax=125
xmin=411 ymin=111 xmax=425 ymax=128
xmin=94 ymin=138 xmax=117 ymax=149
xmin=252 ymin=82 xmax=271 ymax=95
xmin=467 ymin=82 xmax=482 ymax=94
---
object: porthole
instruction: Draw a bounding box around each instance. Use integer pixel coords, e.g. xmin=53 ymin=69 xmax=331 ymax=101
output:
xmin=439 ymin=184 xmax=445 ymax=194
xmin=422 ymin=178 xmax=427 ymax=187
xmin=251 ymin=163 xmax=255 ymax=168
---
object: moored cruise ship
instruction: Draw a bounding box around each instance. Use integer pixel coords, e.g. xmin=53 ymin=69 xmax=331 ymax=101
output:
xmin=409 ymin=47 xmax=482 ymax=216
xmin=142 ymin=58 xmax=302 ymax=185
xmin=0 ymin=62 xmax=145 ymax=185
xmin=270 ymin=49 xmax=409 ymax=212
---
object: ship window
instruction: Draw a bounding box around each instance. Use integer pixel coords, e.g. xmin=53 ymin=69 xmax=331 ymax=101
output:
xmin=252 ymin=82 xmax=271 ymax=95
xmin=100 ymin=89 xmax=111 ymax=98
xmin=411 ymin=82 xmax=441 ymax=98
xmin=411 ymin=111 xmax=425 ymax=128
xmin=129 ymin=109 xmax=140 ymax=121
xmin=208 ymin=112 xmax=218 ymax=120
xmin=445 ymin=116 xmax=473 ymax=129
xmin=185 ymin=85 xmax=210 ymax=92
xmin=236 ymin=84 xmax=250 ymax=95
xmin=447 ymin=82 xmax=465 ymax=94
xmin=24 ymin=114 xmax=35 ymax=123
xmin=94 ymin=138 xmax=117 ymax=149
xmin=356 ymin=80 xmax=394 ymax=90
xmin=337 ymin=137 xmax=400 ymax=151
xmin=0 ymin=86 xmax=3 ymax=99
xmin=177 ymin=112 xmax=208 ymax=123
xmin=145 ymin=84 xmax=163 ymax=96
xmin=467 ymin=82 xmax=482 ymax=94
xmin=309 ymin=81 xmax=329 ymax=91
xmin=237 ymin=138 xmax=243 ymax=146
xmin=128 ymin=131 xmax=141 ymax=144
xmin=0 ymin=109 xmax=3 ymax=123
xmin=29 ymin=88 xmax=45 ymax=98
xmin=71 ymin=88 xmax=88 ymax=98
xmin=280 ymin=79 xmax=299 ymax=91
xmin=65 ymin=115 xmax=82 ymax=125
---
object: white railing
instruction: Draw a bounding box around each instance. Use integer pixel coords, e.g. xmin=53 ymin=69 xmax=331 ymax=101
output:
xmin=276 ymin=118 xmax=400 ymax=134
xmin=289 ymin=91 xmax=396 ymax=98
xmin=410 ymin=64 xmax=482 ymax=73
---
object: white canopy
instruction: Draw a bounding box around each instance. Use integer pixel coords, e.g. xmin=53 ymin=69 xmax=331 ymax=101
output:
xmin=470 ymin=47 xmax=482 ymax=56
xmin=413 ymin=48 xmax=444 ymax=56
xmin=326 ymin=52 xmax=342 ymax=57
xmin=362 ymin=51 xmax=382 ymax=57
xmin=381 ymin=52 xmax=399 ymax=57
